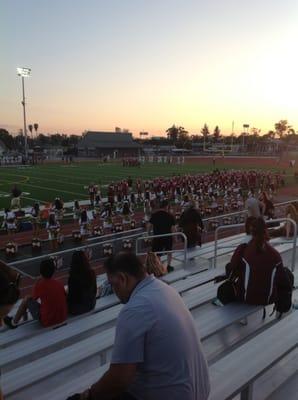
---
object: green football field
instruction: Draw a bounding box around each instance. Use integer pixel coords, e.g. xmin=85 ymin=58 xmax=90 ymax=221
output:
xmin=0 ymin=160 xmax=290 ymax=210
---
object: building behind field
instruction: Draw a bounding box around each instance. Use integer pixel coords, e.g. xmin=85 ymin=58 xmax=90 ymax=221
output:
xmin=78 ymin=131 xmax=141 ymax=158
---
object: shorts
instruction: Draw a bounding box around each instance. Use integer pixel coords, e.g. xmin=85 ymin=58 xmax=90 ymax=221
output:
xmin=28 ymin=298 xmax=41 ymax=321
xmin=152 ymin=237 xmax=173 ymax=253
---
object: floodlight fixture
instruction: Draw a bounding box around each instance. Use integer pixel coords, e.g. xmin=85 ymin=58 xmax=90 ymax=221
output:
xmin=17 ymin=67 xmax=31 ymax=77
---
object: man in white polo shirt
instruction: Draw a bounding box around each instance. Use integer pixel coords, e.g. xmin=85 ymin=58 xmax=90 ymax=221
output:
xmin=67 ymin=252 xmax=210 ymax=400
xmin=245 ymin=190 xmax=263 ymax=218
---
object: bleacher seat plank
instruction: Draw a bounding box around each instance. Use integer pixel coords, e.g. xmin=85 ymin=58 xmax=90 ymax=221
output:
xmin=1 ymin=281 xmax=220 ymax=371
xmin=2 ymin=301 xmax=262 ymax=397
xmin=208 ymin=311 xmax=298 ymax=400
xmin=171 ymin=268 xmax=225 ymax=293
xmin=0 ymin=294 xmax=119 ymax=348
xmin=37 ymin=311 xmax=298 ymax=400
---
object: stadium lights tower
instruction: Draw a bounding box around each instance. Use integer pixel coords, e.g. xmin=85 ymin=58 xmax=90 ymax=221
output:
xmin=242 ymin=123 xmax=249 ymax=149
xmin=17 ymin=67 xmax=31 ymax=159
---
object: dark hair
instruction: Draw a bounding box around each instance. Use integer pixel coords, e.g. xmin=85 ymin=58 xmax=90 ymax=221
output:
xmin=104 ymin=252 xmax=145 ymax=278
xmin=80 ymin=210 xmax=87 ymax=223
xmin=160 ymin=199 xmax=168 ymax=208
xmin=55 ymin=198 xmax=63 ymax=210
xmin=245 ymin=216 xmax=257 ymax=235
xmin=251 ymin=217 xmax=268 ymax=253
xmin=69 ymin=250 xmax=95 ymax=287
xmin=0 ymin=269 xmax=20 ymax=306
xmin=40 ymin=259 xmax=55 ymax=278
xmin=48 ymin=213 xmax=57 ymax=225
xmin=122 ymin=202 xmax=130 ymax=215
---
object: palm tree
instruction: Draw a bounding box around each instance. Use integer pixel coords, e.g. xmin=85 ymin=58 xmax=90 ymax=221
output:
xmin=34 ymin=123 xmax=39 ymax=137
xmin=28 ymin=124 xmax=33 ymax=138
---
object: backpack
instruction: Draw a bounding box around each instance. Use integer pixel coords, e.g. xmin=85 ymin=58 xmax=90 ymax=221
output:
xmin=227 ymin=243 xmax=283 ymax=307
xmin=274 ymin=267 xmax=294 ymax=317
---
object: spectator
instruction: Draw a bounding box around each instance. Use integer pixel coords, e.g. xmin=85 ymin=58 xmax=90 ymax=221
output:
xmin=66 ymin=252 xmax=210 ymax=400
xmin=269 ymin=201 xmax=298 ymax=239
xmin=4 ymin=259 xmax=67 ymax=329
xmin=67 ymin=251 xmax=97 ymax=315
xmin=0 ymin=261 xmax=20 ymax=326
xmin=148 ymin=200 xmax=176 ymax=272
xmin=259 ymin=192 xmax=274 ymax=219
xmin=79 ymin=209 xmax=91 ymax=236
xmin=179 ymin=202 xmax=204 ymax=248
xmin=245 ymin=190 xmax=263 ymax=218
xmin=228 ymin=217 xmax=284 ymax=305
xmin=0 ymin=262 xmax=20 ymax=400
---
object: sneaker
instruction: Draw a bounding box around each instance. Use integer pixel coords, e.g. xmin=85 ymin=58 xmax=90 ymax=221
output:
xmin=3 ymin=316 xmax=18 ymax=329
xmin=167 ymin=265 xmax=174 ymax=273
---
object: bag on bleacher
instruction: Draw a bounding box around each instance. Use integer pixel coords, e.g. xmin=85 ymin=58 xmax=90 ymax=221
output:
xmin=216 ymin=244 xmax=247 ymax=305
xmin=274 ymin=267 xmax=294 ymax=317
xmin=217 ymin=277 xmax=237 ymax=305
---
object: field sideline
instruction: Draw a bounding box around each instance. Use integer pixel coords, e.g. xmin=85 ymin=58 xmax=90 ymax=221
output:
xmin=0 ymin=158 xmax=292 ymax=210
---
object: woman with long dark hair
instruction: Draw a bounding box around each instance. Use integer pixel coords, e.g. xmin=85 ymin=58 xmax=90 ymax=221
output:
xmin=228 ymin=217 xmax=283 ymax=306
xmin=67 ymin=250 xmax=97 ymax=315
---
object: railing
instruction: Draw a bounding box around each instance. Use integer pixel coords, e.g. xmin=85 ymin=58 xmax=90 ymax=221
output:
xmin=6 ymin=199 xmax=298 ymax=277
xmin=136 ymin=232 xmax=188 ymax=264
xmin=7 ymin=230 xmax=147 ymax=278
xmin=201 ymin=199 xmax=297 ymax=233
xmin=214 ymin=218 xmax=297 ymax=271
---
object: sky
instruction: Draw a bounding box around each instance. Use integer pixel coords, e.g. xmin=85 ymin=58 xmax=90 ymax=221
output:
xmin=1 ymin=0 xmax=298 ymax=137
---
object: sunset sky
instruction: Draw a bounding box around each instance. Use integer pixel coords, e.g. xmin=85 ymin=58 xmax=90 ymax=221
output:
xmin=1 ymin=0 xmax=298 ymax=137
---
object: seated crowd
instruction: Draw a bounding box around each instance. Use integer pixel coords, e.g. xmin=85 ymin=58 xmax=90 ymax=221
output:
xmin=0 ymin=213 xmax=294 ymax=400
xmin=1 ymin=169 xmax=285 ymax=248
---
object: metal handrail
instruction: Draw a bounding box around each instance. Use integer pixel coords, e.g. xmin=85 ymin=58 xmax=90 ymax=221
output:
xmin=214 ymin=218 xmax=297 ymax=271
xmin=136 ymin=232 xmax=188 ymax=264
xmin=201 ymin=199 xmax=297 ymax=223
xmin=7 ymin=230 xmax=146 ymax=269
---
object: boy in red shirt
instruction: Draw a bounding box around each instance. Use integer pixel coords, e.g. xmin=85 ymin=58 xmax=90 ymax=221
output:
xmin=4 ymin=259 xmax=67 ymax=329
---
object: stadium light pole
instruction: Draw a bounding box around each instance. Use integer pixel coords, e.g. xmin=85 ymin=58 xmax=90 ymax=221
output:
xmin=242 ymin=123 xmax=249 ymax=150
xmin=17 ymin=67 xmax=31 ymax=160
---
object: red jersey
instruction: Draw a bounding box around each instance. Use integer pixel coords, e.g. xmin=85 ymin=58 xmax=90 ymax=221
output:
xmin=33 ymin=278 xmax=67 ymax=327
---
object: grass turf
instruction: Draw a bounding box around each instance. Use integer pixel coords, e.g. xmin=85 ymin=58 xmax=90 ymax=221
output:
xmin=0 ymin=160 xmax=291 ymax=210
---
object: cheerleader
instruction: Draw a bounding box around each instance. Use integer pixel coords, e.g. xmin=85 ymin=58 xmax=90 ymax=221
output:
xmin=73 ymin=200 xmax=81 ymax=221
xmin=79 ymin=209 xmax=91 ymax=236
xmin=30 ymin=203 xmax=41 ymax=237
xmin=4 ymin=208 xmax=17 ymax=239
xmin=46 ymin=213 xmax=60 ymax=250
xmin=122 ymin=201 xmax=133 ymax=225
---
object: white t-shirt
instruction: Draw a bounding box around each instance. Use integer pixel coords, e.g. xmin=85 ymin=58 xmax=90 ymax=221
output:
xmin=112 ymin=276 xmax=210 ymax=400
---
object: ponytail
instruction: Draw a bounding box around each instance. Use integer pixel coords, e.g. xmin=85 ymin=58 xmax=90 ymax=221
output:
xmin=251 ymin=217 xmax=268 ymax=253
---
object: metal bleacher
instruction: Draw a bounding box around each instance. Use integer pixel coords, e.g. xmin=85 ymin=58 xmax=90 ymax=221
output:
xmin=1 ymin=216 xmax=297 ymax=399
